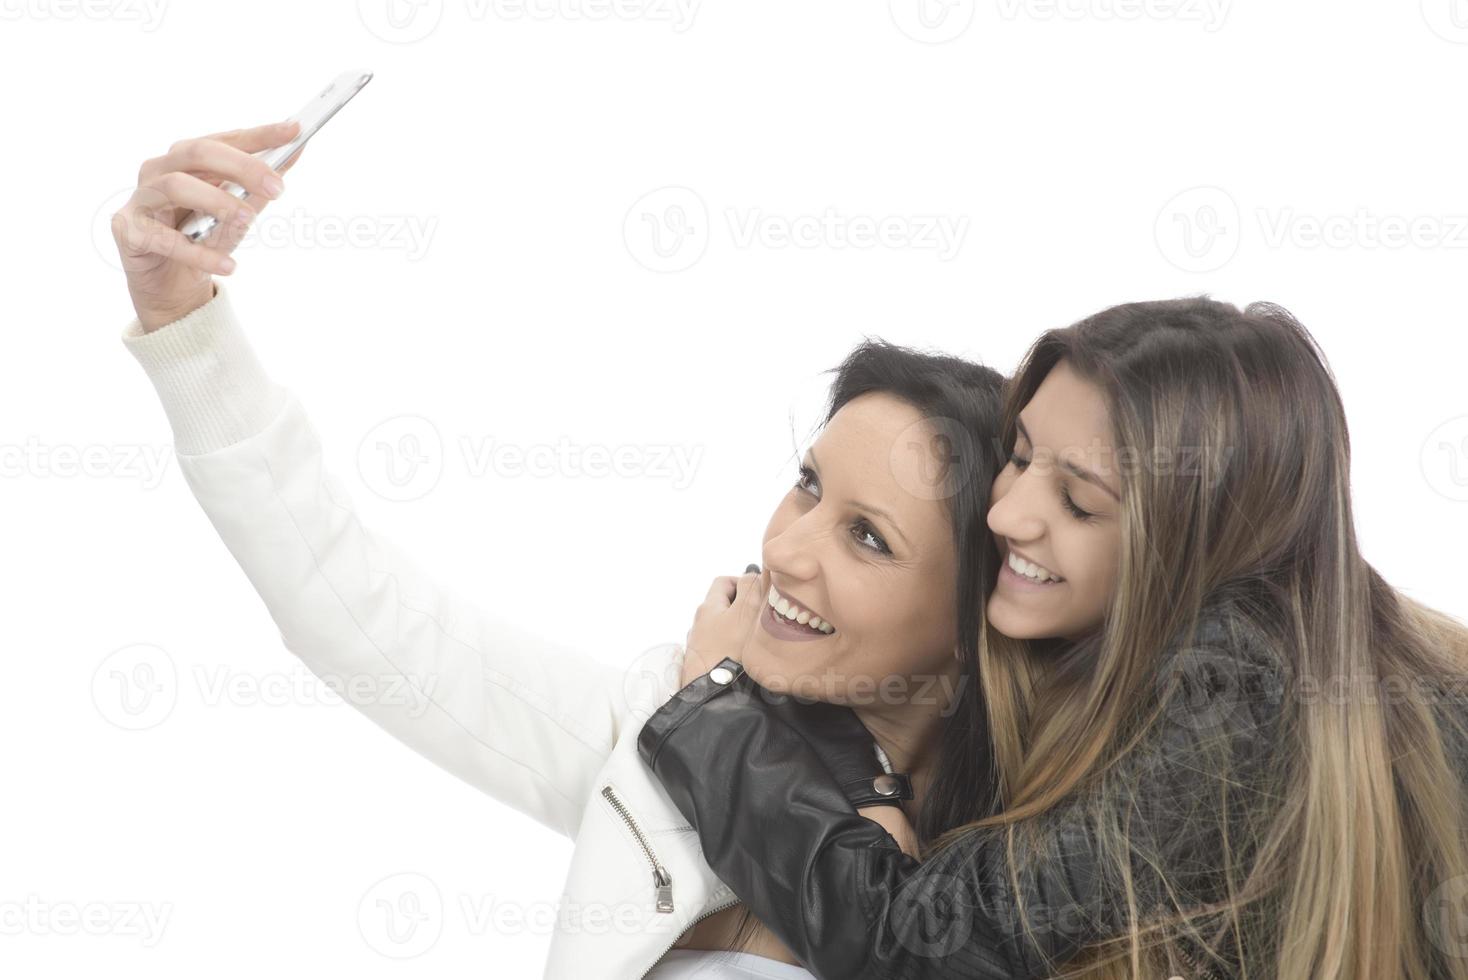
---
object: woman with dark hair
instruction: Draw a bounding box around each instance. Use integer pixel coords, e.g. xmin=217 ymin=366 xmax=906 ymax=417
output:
xmin=109 ymin=117 xmax=1017 ymax=979
xmin=640 ymin=297 xmax=1468 ymax=979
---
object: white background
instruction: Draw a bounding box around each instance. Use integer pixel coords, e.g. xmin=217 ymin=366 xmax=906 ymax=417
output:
xmin=5 ymin=0 xmax=1468 ymax=976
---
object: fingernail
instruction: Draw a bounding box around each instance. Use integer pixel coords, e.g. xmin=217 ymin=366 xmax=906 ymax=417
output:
xmin=263 ymin=174 xmax=284 ymax=198
xmin=745 ymin=563 xmax=760 ymax=573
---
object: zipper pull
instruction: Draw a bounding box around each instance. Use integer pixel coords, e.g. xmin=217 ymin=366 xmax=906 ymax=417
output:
xmin=654 ymin=864 xmax=674 ymax=913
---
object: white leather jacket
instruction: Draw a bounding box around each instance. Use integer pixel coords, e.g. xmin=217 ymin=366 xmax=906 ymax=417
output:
xmin=119 ymin=283 xmax=740 ymax=979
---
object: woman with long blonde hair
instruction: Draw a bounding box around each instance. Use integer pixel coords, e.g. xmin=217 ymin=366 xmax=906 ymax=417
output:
xmin=639 ymin=295 xmax=1468 ymax=978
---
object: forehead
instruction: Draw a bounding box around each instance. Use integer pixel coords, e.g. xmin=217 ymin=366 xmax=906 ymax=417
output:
xmin=814 ymin=390 xmax=954 ymax=534
xmin=1019 ymin=359 xmax=1113 ymax=452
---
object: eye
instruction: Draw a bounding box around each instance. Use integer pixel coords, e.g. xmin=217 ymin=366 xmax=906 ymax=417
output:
xmin=1010 ymin=452 xmax=1096 ymax=523
xmin=794 ymin=464 xmax=820 ymax=496
xmin=795 ymin=464 xmax=892 ymax=556
xmin=852 ymin=520 xmax=891 ymax=556
xmin=1060 ymin=485 xmax=1096 ymax=523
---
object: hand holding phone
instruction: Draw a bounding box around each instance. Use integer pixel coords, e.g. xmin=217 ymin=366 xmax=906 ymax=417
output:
xmin=179 ymin=70 xmax=373 ymax=243
xmin=111 ymin=70 xmax=374 ymax=332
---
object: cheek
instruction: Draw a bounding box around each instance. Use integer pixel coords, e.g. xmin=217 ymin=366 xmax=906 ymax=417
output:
xmin=1066 ymin=530 xmax=1120 ymax=606
xmin=841 ymin=585 xmax=954 ymax=671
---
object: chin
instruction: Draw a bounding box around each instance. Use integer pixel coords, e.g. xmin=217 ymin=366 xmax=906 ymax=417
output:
xmin=986 ymin=596 xmax=1057 ymax=641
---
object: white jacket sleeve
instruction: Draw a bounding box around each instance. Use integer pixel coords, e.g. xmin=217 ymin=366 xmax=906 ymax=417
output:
xmin=120 ymin=282 xmax=628 ymax=839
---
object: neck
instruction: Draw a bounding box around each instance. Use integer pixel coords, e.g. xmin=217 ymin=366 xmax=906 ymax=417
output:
xmin=851 ymin=656 xmax=964 ymax=814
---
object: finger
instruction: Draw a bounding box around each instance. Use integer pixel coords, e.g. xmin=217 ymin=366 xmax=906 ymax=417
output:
xmin=112 ymin=206 xmax=238 ymax=275
xmin=201 ymin=118 xmax=302 ymax=153
xmin=736 ymin=569 xmax=770 ymax=619
xmin=703 ymin=576 xmax=738 ymax=608
xmin=139 ymin=171 xmax=258 ymax=232
xmin=140 ymin=133 xmax=289 ymax=201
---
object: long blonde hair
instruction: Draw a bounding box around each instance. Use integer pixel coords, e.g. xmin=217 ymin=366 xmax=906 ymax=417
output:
xmin=928 ymin=297 xmax=1468 ymax=978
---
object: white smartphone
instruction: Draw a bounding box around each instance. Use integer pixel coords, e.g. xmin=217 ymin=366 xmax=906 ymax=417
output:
xmin=179 ymin=69 xmax=374 ymax=244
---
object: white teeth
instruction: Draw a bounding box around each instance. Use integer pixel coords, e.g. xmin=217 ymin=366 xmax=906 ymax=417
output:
xmin=1008 ymin=551 xmax=1061 ymax=583
xmin=767 ymin=586 xmax=835 ymax=633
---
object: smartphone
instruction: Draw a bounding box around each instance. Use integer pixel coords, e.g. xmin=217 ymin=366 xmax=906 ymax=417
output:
xmin=179 ymin=69 xmax=374 ymax=244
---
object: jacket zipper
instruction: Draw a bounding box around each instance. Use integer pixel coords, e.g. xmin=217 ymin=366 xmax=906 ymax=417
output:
xmin=602 ymin=785 xmax=675 ymax=913
xmin=602 ymin=784 xmax=743 ymax=979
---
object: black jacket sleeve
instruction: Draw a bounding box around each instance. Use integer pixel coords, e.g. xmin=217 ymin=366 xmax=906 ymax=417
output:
xmin=637 ymin=607 xmax=1287 ymax=980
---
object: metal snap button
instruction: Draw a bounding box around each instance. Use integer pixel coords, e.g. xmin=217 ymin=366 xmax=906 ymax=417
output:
xmin=709 ymin=666 xmax=734 ymax=685
xmin=873 ymin=774 xmax=900 ymax=797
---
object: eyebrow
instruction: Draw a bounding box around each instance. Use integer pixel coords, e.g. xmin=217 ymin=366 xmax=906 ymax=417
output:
xmin=805 ymin=447 xmax=911 ymax=548
xmin=1015 ymin=416 xmax=1121 ymax=502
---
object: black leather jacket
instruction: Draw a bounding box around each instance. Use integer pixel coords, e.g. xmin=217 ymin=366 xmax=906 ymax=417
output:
xmin=637 ymin=602 xmax=1289 ymax=980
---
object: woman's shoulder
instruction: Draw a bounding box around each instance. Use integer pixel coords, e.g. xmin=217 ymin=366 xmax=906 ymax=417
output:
xmin=1182 ymin=584 xmax=1291 ymax=678
xmin=1150 ymin=587 xmax=1293 ymax=752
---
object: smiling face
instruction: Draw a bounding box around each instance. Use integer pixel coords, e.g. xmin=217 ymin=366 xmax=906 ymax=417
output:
xmin=986 ymin=358 xmax=1123 ymax=642
xmin=738 ymin=390 xmax=963 ymax=706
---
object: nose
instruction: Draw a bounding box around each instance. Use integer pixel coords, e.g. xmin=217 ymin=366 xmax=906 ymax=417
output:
xmin=986 ymin=464 xmax=1046 ymax=546
xmin=761 ymin=513 xmax=822 ymax=587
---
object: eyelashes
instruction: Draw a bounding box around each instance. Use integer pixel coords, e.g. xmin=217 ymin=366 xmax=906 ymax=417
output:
xmin=1005 ymin=452 xmax=1098 ymax=523
xmin=793 ymin=464 xmax=893 ymax=556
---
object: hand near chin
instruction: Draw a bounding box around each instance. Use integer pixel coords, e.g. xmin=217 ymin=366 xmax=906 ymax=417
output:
xmin=678 ymin=566 xmax=771 ymax=688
